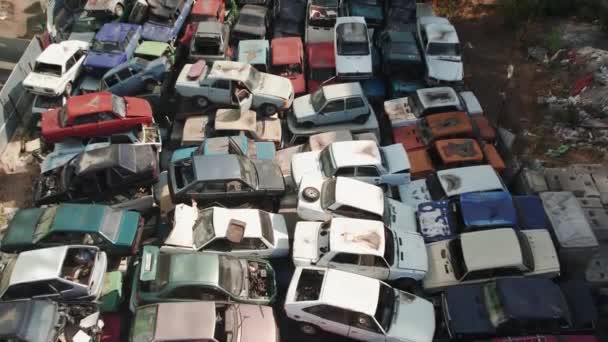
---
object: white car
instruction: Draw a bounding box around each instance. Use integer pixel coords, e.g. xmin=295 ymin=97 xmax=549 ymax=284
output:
xmin=297 ymin=176 xmax=418 ymax=233
xmin=23 ymin=40 xmax=89 ymax=97
xmin=163 ymin=204 xmax=290 ymax=258
xmin=293 ymin=217 xmax=427 ymax=285
xmin=175 ymin=60 xmax=294 ymax=116
xmin=285 ymin=266 xmax=435 ymax=342
xmin=84 ymin=0 xmax=125 ymax=17
xmin=417 ymin=16 xmax=463 ymax=84
xmin=334 ymin=16 xmax=372 ymax=80
xmin=423 ymin=228 xmax=560 ymax=293
xmin=291 ymin=140 xmax=410 ymax=186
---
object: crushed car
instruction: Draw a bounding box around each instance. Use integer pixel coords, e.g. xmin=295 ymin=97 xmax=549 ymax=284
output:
xmin=134 ymin=41 xmax=176 ymax=64
xmin=101 ymin=56 xmax=170 ymax=96
xmin=376 ymin=30 xmax=423 ymax=77
xmin=341 ymin=0 xmax=385 ymax=28
xmin=83 ymin=23 xmax=142 ymax=76
xmin=84 ymin=0 xmax=125 ymax=17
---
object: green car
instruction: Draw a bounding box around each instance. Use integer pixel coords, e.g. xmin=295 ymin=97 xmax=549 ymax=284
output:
xmin=129 ymin=246 xmax=277 ymax=311
xmin=100 ymin=271 xmax=124 ymax=312
xmin=134 ymin=41 xmax=176 ymax=65
xmin=1 ymin=204 xmax=143 ymax=256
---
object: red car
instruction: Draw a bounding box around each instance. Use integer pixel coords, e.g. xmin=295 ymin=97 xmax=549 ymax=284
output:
xmin=180 ymin=0 xmax=226 ymax=46
xmin=306 ymin=42 xmax=335 ymax=93
xmin=271 ymin=37 xmax=306 ymax=95
xmin=41 ymin=91 xmax=153 ymax=143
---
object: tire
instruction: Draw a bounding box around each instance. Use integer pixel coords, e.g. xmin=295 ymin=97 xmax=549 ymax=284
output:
xmin=261 ymin=103 xmax=278 ymax=117
xmin=299 ymin=323 xmax=318 ymax=336
xmin=193 ymin=96 xmax=209 ymax=109
xmin=301 ymin=187 xmax=320 ymax=202
xmin=114 ymin=3 xmax=124 ymax=17
xmin=354 ymin=114 xmax=368 ymax=124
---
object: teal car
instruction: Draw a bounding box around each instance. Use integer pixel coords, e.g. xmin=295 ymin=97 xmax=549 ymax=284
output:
xmin=171 ymin=135 xmax=276 ymax=164
xmin=1 ymin=204 xmax=142 ymax=256
xmin=129 ymin=246 xmax=277 ymax=311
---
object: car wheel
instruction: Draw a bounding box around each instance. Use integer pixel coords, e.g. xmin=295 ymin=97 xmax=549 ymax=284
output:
xmin=193 ymin=96 xmax=209 ymax=109
xmin=114 ymin=3 xmax=124 ymax=17
xmin=261 ymin=103 xmax=278 ymax=117
xmin=301 ymin=187 xmax=320 ymax=202
xmin=65 ymin=82 xmax=72 ymax=97
xmin=354 ymin=114 xmax=368 ymax=124
xmin=299 ymin=323 xmax=318 ymax=336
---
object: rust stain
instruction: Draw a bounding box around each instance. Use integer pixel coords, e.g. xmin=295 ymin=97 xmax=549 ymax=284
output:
xmin=341 ymin=231 xmax=382 ymax=250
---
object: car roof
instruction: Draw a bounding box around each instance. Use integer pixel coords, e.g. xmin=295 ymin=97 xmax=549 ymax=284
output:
xmin=240 ymin=4 xmax=267 ymax=16
xmin=191 ymin=0 xmax=223 ymax=16
xmin=214 ymin=108 xmax=257 ymax=132
xmin=322 ymin=82 xmax=363 ymax=100
xmin=51 ymin=204 xmax=109 ymax=234
xmin=135 ymin=41 xmax=170 ymax=56
xmin=416 ymin=87 xmax=460 ymax=109
xmin=320 ymin=268 xmax=380 ymax=316
xmin=329 ymin=140 xmax=382 ymax=169
xmin=66 ymin=91 xmax=114 ymax=117
xmin=192 ymin=155 xmax=246 ymax=182
xmin=272 ymin=37 xmax=303 ymax=65
xmin=461 ymin=228 xmax=522 ymax=271
xmin=238 ymin=40 xmax=269 ymax=66
xmin=75 ymin=144 xmax=150 ymax=175
xmin=210 ymin=207 xmax=265 ymax=239
xmin=437 ymin=165 xmax=504 ymax=197
xmin=208 ymin=60 xmax=252 ymax=82
xmin=333 ymin=177 xmax=384 ymax=217
xmin=9 ymin=246 xmax=70 ymax=285
xmin=496 ymin=278 xmax=568 ymax=320
xmin=335 ymin=19 xmax=368 ymax=43
xmin=154 ymin=302 xmax=216 ymax=340
xmin=36 ymin=40 xmax=88 ymax=65
xmin=196 ymin=21 xmax=223 ymax=34
xmin=95 ymin=22 xmax=140 ymax=42
xmin=307 ymin=42 xmax=335 ymax=68
xmin=330 ymin=218 xmax=385 ymax=257
xmin=166 ymin=252 xmax=220 ymax=285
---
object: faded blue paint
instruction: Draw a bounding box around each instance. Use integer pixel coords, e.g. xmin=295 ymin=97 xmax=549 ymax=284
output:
xmin=417 ymin=200 xmax=456 ymax=243
xmin=171 ymin=146 xmax=197 ymax=163
xmin=102 ymin=57 xmax=169 ymax=96
xmin=459 ymin=191 xmax=517 ymax=230
xmin=84 ymin=23 xmax=142 ymax=75
xmin=141 ymin=0 xmax=194 ymax=42
xmin=255 ymin=141 xmax=276 ymax=160
xmin=389 ymin=79 xmax=425 ymax=98
xmin=238 ymin=40 xmax=270 ymax=71
xmin=361 ymin=78 xmax=386 ymax=102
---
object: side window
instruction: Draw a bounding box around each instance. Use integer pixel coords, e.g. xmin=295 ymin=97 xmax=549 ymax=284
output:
xmin=49 ymin=280 xmax=72 ymax=292
xmin=226 ymin=180 xmax=249 ymax=192
xmin=65 ymin=56 xmax=77 ymax=72
xmin=204 ymin=181 xmax=226 ymax=192
xmin=331 ymin=253 xmax=358 ymax=265
xmin=359 ymin=254 xmax=375 ymax=267
xmin=4 ymin=282 xmax=51 ymax=299
xmin=74 ymin=49 xmax=85 ymax=60
xmin=356 ymin=166 xmax=380 ymax=177
xmin=303 ymin=305 xmax=350 ymax=325
xmin=352 ymin=312 xmax=381 ymax=333
xmin=116 ymin=68 xmax=133 ymax=80
xmin=421 ymin=30 xmax=428 ymax=46
xmin=204 ymin=238 xmax=231 ymax=252
xmin=213 ymin=79 xmax=230 ymax=89
xmin=73 ymin=114 xmax=98 ymax=125
xmin=332 ymin=205 xmax=380 ymax=221
xmin=493 ymin=267 xmax=523 ymax=278
xmin=104 ymin=75 xmax=120 ymax=88
xmin=97 ymin=112 xmax=116 ymax=121
xmin=322 ymin=100 xmax=345 ymax=113
xmin=346 ymin=97 xmax=365 ymax=110
xmin=334 ymin=167 xmax=355 ymax=177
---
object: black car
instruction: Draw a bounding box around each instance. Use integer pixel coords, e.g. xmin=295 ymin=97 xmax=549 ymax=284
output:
xmin=385 ymin=6 xmax=417 ymax=31
xmin=232 ymin=4 xmax=270 ymax=42
xmin=340 ymin=0 xmax=385 ymax=28
xmin=376 ymin=30 xmax=424 ymax=77
xmin=34 ymin=144 xmax=159 ymax=205
xmin=272 ymin=0 xmax=306 ymax=37
xmin=442 ymin=278 xmax=597 ymax=340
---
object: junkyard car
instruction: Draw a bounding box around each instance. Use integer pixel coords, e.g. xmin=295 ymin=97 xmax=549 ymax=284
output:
xmin=84 ymin=0 xmax=125 ymax=17
xmin=179 ymin=0 xmax=228 ymax=46
xmin=272 ymin=0 xmax=307 ymax=38
xmin=384 ymin=0 xmax=416 ymax=31
xmin=141 ymin=0 xmax=194 ymax=43
xmin=306 ymin=42 xmax=336 ymax=93
xmin=130 ymin=246 xmax=277 ymax=310
xmin=376 ymin=30 xmax=423 ymax=77
xmin=305 ymin=0 xmax=339 ymax=43
xmin=23 ymin=40 xmax=89 ymax=97
xmin=232 ymin=5 xmax=270 ymax=42
xmin=68 ymin=14 xmax=105 ymax=43
xmin=291 ymin=140 xmax=410 ymax=186
xmin=101 ymin=57 xmax=169 ymax=96
xmin=1 ymin=204 xmax=142 ymax=256
xmin=0 ymin=245 xmax=107 ymax=302
xmin=131 ymin=301 xmax=279 ymax=342
xmin=41 ymin=91 xmax=154 ymax=143
xmin=83 ymin=23 xmax=142 ymax=75
xmin=423 ymin=228 xmax=560 ymax=293
xmin=34 ymin=144 xmax=159 ymax=205
xmin=168 ymin=154 xmax=285 ymax=205
xmin=32 ymin=95 xmax=65 ymax=120
xmin=417 ymin=16 xmax=463 ymax=84
xmin=164 ymin=205 xmax=289 ymax=258
xmin=134 ymin=41 xmax=176 ymax=64
xmin=293 ymin=217 xmax=427 ymax=285
xmin=188 ymin=21 xmax=230 ymax=63
xmin=334 ymin=16 xmax=373 ymax=80
xmin=292 ymin=82 xmax=373 ymax=126
xmin=271 ymin=37 xmax=306 ymax=95
xmin=0 ymin=299 xmax=103 ymax=342
xmin=341 ymin=0 xmax=384 ymax=28
xmin=172 ymin=135 xmax=276 ymax=165
xmin=175 ymin=60 xmax=294 ymax=116
xmin=297 ymin=176 xmax=418 ymax=233
xmin=285 ymin=266 xmax=436 ymax=342
xmin=237 ymin=39 xmax=270 ymax=72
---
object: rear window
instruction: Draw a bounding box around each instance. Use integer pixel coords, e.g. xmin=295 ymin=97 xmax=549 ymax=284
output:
xmin=336 ymin=22 xmax=369 ymax=56
xmin=34 ymin=62 xmax=62 ymax=76
xmin=132 ymin=305 xmax=158 ymax=342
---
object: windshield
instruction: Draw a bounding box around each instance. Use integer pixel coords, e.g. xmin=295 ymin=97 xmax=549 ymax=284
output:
xmin=427 ymin=42 xmax=460 ymax=57
xmin=91 ymin=39 xmax=121 ymax=53
xmin=310 ymin=88 xmax=327 ymax=112
xmin=238 ymin=157 xmax=258 ymax=188
xmin=193 ymin=208 xmax=215 ymax=249
xmin=374 ymin=284 xmax=396 ymax=332
xmin=259 ymin=211 xmax=275 ymax=245
xmin=310 ymin=67 xmax=335 ymax=81
xmin=409 ymin=94 xmax=423 ymax=117
xmin=218 ymin=256 xmax=244 ymax=296
xmin=34 ymin=95 xmax=62 ymax=110
xmin=336 ymin=23 xmax=370 ymax=56
xmin=0 ymin=258 xmax=16 ymax=298
xmin=383 ymin=228 xmax=395 ymax=266
xmin=318 ymin=146 xmax=336 ymax=177
xmin=34 ymin=62 xmax=62 ymax=76
xmin=194 ymin=36 xmax=221 ymax=54
xmin=112 ymin=95 xmax=126 ymax=117
xmin=516 ymin=232 xmax=535 ymax=271
xmin=32 ymin=207 xmax=58 ymax=243
xmin=448 ymin=239 xmax=467 ymax=280
xmin=100 ymin=208 xmax=124 ymax=242
xmin=483 ymin=282 xmax=507 ymax=328
xmin=132 ymin=305 xmax=158 ymax=342
xmin=320 ymin=178 xmax=337 ymax=209
xmin=244 ymin=67 xmax=262 ymax=90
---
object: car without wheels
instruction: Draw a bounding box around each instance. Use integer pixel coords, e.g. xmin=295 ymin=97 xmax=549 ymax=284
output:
xmin=237 ymin=39 xmax=270 ymax=73
xmin=179 ymin=0 xmax=227 ymax=47
xmin=188 ymin=21 xmax=230 ymax=63
xmin=284 ymin=266 xmax=435 ymax=342
xmin=101 ymin=57 xmax=170 ymax=97
xmin=171 ymin=135 xmax=276 ymax=167
xmin=134 ymin=41 xmax=176 ymax=64
xmin=141 ymin=0 xmax=194 ymax=43
xmin=306 ymin=42 xmax=336 ymax=93
xmin=232 ymin=5 xmax=269 ymax=42
xmin=271 ymin=37 xmax=306 ymax=95
xmin=305 ymin=0 xmax=339 ymax=43
xmin=293 ymin=217 xmax=427 ymax=285
xmin=334 ymin=16 xmax=372 ymax=80
xmin=83 ymin=23 xmax=142 ymax=76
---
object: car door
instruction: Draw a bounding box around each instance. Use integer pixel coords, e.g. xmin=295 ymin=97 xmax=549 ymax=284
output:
xmin=71 ymin=113 xmax=100 ymax=137
xmin=327 ymin=252 xmax=360 ymax=274
xmin=96 ymin=111 xmax=122 ymax=135
xmin=345 ymin=96 xmax=368 ymax=120
xmin=318 ymin=99 xmax=345 ymax=125
xmin=301 ymin=304 xmax=351 ymax=337
xmin=209 ymin=79 xmax=231 ymax=104
xmin=348 ymin=312 xmax=386 ymax=342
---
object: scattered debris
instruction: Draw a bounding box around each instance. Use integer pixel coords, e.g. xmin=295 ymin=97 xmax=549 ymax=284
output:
xmin=546 ymin=144 xmax=572 ymax=158
xmin=528 ymin=46 xmax=549 ymax=63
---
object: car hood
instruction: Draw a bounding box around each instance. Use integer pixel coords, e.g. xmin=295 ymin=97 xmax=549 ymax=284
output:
xmin=252 ymin=160 xmax=285 ymax=191
xmin=426 ymin=57 xmax=463 ymax=82
xmin=239 ymin=305 xmax=278 ymax=342
xmin=292 ymin=222 xmax=322 ymax=266
xmin=142 ymin=22 xmax=173 ymax=42
xmin=443 ymin=285 xmax=494 ymax=336
xmin=255 ymin=73 xmax=294 ymax=100
xmin=387 ymin=292 xmax=436 ymax=342
xmin=291 ymin=95 xmax=316 ymax=121
xmin=290 ymin=150 xmax=322 ymax=185
xmin=2 ymin=208 xmax=45 ymax=248
xmin=85 ymin=51 xmax=125 ymax=70
xmin=125 ymin=97 xmax=153 ymax=118
xmin=385 ymin=198 xmax=418 ymax=233
xmin=335 ymin=54 xmax=372 ymax=75
xmin=23 ymin=72 xmax=63 ymax=92
xmin=397 ymin=179 xmax=431 ymax=209
xmin=422 ymin=241 xmax=458 ymax=291
xmin=288 ymin=74 xmax=306 ymax=95
xmin=395 ymin=231 xmax=428 ymax=274
xmin=380 ymin=143 xmax=410 ymax=174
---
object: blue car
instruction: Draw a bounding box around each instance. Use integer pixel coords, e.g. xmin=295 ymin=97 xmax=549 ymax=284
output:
xmin=141 ymin=0 xmax=194 ymax=43
xmin=101 ymin=57 xmax=170 ymax=96
xmin=84 ymin=23 xmax=142 ymax=76
xmin=171 ymin=135 xmax=276 ymax=163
